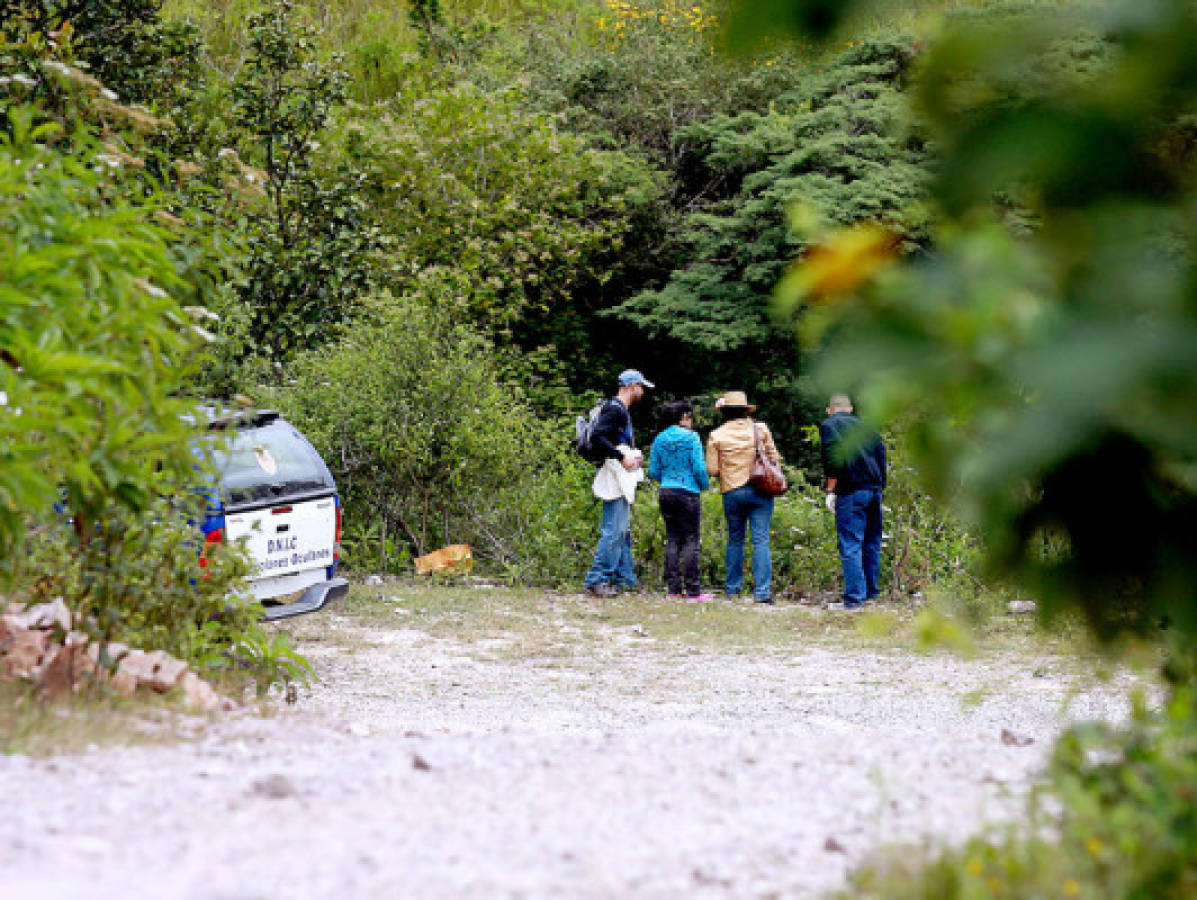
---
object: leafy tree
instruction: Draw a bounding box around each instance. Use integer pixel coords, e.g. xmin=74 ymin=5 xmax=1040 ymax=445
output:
xmin=0 ymin=108 xmax=257 ymax=665
xmin=609 ymin=36 xmax=929 ymax=453
xmin=229 ymin=0 xmax=380 ymax=364
xmin=332 ymin=75 xmax=665 ymax=413
xmin=617 ymin=36 xmax=928 ymax=352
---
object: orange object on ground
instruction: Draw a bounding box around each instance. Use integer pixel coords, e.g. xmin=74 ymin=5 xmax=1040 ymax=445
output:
xmin=414 ymin=544 xmax=473 ymax=575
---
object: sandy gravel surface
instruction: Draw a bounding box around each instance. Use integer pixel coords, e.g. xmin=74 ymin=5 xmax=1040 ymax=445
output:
xmin=0 ymin=597 xmax=1141 ymax=899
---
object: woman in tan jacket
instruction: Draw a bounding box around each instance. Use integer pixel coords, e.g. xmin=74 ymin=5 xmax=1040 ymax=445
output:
xmin=705 ymin=391 xmax=782 ymax=604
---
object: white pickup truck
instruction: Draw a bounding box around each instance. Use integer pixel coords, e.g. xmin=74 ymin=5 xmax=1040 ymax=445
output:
xmin=200 ymin=410 xmax=348 ymax=620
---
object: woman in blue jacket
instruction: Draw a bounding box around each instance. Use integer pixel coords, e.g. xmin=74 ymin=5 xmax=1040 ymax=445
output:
xmin=648 ymin=401 xmax=712 ymax=600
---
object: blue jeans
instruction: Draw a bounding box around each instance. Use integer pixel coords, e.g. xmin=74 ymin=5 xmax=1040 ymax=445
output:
xmin=584 ymin=497 xmax=637 ymax=589
xmin=835 ymin=488 xmax=883 ymax=605
xmin=722 ymin=484 xmax=774 ymax=600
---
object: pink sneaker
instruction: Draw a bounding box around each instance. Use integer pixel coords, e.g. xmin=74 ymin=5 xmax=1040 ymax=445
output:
xmin=686 ymin=592 xmax=715 ymax=602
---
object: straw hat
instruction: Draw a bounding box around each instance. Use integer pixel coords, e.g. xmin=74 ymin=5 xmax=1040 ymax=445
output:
xmin=719 ymin=390 xmax=756 ymax=413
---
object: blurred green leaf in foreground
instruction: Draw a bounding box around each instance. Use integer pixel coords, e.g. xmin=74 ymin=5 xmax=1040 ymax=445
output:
xmin=760 ymin=0 xmax=1197 ymax=640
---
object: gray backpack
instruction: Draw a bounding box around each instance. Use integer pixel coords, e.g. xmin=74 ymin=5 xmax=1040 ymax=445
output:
xmin=574 ymin=401 xmax=605 ymax=461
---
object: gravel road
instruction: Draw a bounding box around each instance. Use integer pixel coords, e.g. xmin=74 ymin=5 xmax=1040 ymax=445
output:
xmin=0 ymin=596 xmax=1140 ymax=899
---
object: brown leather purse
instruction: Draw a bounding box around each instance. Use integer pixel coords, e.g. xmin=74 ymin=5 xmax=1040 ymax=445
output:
xmin=749 ymin=422 xmax=788 ymax=496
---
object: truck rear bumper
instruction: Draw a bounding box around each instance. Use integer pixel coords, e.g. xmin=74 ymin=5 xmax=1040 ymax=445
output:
xmin=261 ymin=577 xmax=349 ymax=621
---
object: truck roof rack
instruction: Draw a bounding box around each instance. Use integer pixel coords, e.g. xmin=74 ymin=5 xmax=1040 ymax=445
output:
xmin=197 ymin=406 xmax=282 ymax=431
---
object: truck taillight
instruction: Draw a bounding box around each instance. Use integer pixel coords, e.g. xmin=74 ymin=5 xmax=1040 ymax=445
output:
xmin=334 ymin=506 xmax=343 ymax=562
xmin=199 ymin=527 xmax=224 ymax=569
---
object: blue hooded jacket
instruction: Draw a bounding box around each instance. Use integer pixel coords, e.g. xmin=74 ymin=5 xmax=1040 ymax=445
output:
xmin=648 ymin=426 xmax=710 ymax=494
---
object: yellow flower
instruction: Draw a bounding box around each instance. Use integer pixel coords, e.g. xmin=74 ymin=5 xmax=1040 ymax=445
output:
xmin=1063 ymin=879 xmax=1081 ymax=896
xmin=966 ymin=858 xmax=984 ymax=877
xmin=1085 ymin=837 xmax=1103 ymax=855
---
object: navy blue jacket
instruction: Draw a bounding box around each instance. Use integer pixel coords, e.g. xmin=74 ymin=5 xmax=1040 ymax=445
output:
xmin=590 ymin=398 xmax=635 ymax=462
xmin=819 ymin=412 xmax=887 ymax=494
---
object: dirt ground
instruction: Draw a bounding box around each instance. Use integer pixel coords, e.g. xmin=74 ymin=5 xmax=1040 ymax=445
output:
xmin=0 ymin=585 xmax=1145 ymax=898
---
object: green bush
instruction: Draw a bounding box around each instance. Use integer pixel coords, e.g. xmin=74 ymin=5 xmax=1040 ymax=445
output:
xmin=0 ymin=110 xmax=209 ymax=558
xmin=0 ymin=110 xmax=293 ymax=687
xmin=10 ymin=499 xmax=258 ymax=670
xmin=274 ymin=294 xmax=596 ymax=576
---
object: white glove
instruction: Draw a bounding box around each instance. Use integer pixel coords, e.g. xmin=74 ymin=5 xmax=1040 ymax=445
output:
xmin=824 ymin=493 xmax=836 ymax=514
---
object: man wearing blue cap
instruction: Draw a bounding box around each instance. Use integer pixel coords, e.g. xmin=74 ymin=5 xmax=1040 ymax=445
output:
xmin=583 ymin=369 xmax=654 ymax=597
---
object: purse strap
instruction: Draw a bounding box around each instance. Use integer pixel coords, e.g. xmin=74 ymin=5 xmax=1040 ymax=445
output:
xmin=752 ymin=421 xmax=765 ymax=461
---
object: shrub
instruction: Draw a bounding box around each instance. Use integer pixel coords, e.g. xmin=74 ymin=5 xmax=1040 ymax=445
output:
xmin=10 ymin=499 xmax=258 ymax=671
xmin=0 ymin=110 xmax=289 ymax=686
xmin=274 ymin=294 xmax=593 ymax=575
xmin=0 ymin=110 xmax=209 ymax=559
xmin=228 ymin=0 xmax=382 ymax=364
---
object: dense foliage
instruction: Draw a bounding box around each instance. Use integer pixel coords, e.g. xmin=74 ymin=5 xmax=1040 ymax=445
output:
xmin=0 ymin=106 xmax=265 ymax=676
xmin=610 ymin=35 xmax=931 ymax=451
xmin=274 ymin=296 xmax=589 ymax=573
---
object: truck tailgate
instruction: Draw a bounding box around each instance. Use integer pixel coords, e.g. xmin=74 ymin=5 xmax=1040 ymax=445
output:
xmin=225 ymin=495 xmax=336 ymax=579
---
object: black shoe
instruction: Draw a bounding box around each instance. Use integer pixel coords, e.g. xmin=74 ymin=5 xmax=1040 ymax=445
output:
xmin=585 ymin=584 xmax=617 ymax=598
xmin=754 ymin=597 xmax=775 ymax=605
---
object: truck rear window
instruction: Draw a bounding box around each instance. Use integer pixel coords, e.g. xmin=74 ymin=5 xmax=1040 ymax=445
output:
xmin=211 ymin=423 xmax=334 ymax=506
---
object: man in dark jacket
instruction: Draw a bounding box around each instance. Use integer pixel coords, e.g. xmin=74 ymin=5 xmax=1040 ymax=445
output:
xmin=583 ymin=369 xmax=652 ymax=597
xmin=820 ymin=394 xmax=888 ymax=609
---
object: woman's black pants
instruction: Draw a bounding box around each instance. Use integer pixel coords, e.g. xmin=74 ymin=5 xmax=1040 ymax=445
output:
xmin=658 ymin=488 xmax=702 ymax=595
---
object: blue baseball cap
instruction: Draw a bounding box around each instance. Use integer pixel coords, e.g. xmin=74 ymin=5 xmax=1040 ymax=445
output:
xmin=618 ymin=369 xmax=655 ymax=389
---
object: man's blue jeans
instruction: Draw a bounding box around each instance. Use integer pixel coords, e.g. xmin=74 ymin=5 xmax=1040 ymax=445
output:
xmin=584 ymin=497 xmax=637 ymax=589
xmin=722 ymin=484 xmax=774 ymax=600
xmin=835 ymin=488 xmax=883 ymax=606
